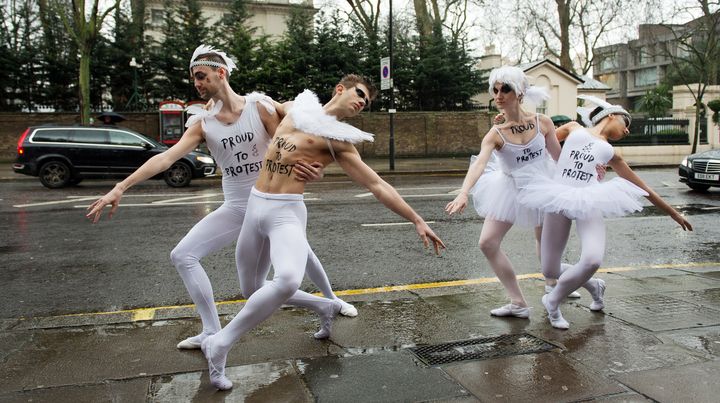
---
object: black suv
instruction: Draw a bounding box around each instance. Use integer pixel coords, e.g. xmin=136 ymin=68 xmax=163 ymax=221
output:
xmin=13 ymin=125 xmax=216 ymax=188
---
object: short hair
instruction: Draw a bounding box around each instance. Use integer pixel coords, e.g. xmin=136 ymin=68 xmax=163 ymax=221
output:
xmin=335 ymin=74 xmax=378 ymax=101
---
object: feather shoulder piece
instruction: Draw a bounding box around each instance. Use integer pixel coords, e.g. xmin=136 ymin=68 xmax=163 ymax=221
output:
xmin=289 ymin=90 xmax=374 ymax=144
xmin=245 ymin=92 xmax=276 ymax=115
xmin=185 ymin=99 xmax=222 ymax=128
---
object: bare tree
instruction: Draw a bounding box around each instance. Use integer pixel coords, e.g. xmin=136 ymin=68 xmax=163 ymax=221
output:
xmin=54 ymin=0 xmax=120 ymax=124
xmin=346 ymin=0 xmax=382 ymax=42
xmin=658 ymin=0 xmax=720 ymax=153
xmin=413 ymin=0 xmax=472 ymax=41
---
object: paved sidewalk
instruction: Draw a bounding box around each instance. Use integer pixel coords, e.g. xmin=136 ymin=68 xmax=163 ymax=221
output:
xmin=1 ymin=263 xmax=719 ymax=402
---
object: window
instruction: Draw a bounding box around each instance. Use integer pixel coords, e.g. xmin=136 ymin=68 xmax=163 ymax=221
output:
xmin=151 ymin=9 xmax=164 ymax=25
xmin=596 ymin=73 xmax=617 ymax=89
xmin=599 ymin=56 xmax=617 ymax=71
xmin=108 ymin=131 xmax=146 ymax=147
xmin=639 ymin=46 xmax=654 ymax=64
xmin=32 ymin=129 xmax=71 ymax=143
xmin=634 ymin=68 xmax=658 ymax=87
xmin=70 ymin=130 xmax=108 ymax=145
xmin=537 ymin=100 xmax=547 ymax=115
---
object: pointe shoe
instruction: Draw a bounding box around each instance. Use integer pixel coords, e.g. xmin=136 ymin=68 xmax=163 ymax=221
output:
xmin=544 ymin=285 xmax=581 ymax=299
xmin=177 ymin=332 xmax=213 ymax=350
xmin=337 ymin=298 xmax=358 ymax=317
xmin=314 ymin=299 xmax=342 ymax=339
xmin=201 ymin=336 xmax=233 ymax=390
xmin=542 ymin=295 xmax=569 ymax=330
xmin=490 ymin=303 xmax=530 ymax=319
xmin=589 ymin=279 xmax=606 ymax=311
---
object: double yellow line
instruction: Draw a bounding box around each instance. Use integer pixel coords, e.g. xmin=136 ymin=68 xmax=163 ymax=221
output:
xmin=23 ymin=261 xmax=720 ymax=324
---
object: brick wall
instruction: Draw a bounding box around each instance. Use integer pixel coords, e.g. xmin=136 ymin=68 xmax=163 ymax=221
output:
xmin=0 ymin=111 xmax=495 ymax=161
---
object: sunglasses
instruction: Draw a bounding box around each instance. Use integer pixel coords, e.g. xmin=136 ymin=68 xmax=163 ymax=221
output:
xmin=492 ymin=83 xmax=513 ymax=95
xmin=355 ymin=87 xmax=369 ymax=105
xmin=615 ymin=114 xmax=631 ymax=128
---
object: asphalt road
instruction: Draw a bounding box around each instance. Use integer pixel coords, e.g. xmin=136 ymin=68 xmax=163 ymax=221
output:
xmin=1 ymin=169 xmax=719 ymax=319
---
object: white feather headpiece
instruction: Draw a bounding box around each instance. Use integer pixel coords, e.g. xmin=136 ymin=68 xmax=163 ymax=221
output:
xmin=488 ymin=66 xmax=550 ymax=105
xmin=289 ymin=90 xmax=374 ymax=144
xmin=189 ymin=44 xmax=237 ymax=76
xmin=577 ymin=95 xmax=631 ymax=127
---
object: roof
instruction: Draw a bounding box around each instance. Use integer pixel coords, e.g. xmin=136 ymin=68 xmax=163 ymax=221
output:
xmin=578 ymin=75 xmax=611 ymax=90
xmin=518 ymin=59 xmax=584 ymax=84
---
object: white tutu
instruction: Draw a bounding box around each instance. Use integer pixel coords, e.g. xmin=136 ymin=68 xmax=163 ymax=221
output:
xmin=518 ymin=176 xmax=648 ymax=219
xmin=469 ymin=156 xmax=553 ymax=227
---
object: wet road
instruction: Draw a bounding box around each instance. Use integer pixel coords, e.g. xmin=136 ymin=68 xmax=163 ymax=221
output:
xmin=1 ymin=168 xmax=719 ymax=319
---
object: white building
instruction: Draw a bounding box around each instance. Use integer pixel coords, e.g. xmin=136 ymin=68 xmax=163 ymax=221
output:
xmin=145 ymin=0 xmax=316 ymax=42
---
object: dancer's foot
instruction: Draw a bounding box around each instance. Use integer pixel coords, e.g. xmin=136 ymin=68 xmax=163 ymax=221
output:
xmin=544 ymin=284 xmax=582 ymax=299
xmin=542 ymin=295 xmax=569 ymax=330
xmin=314 ymin=299 xmax=342 ymax=339
xmin=177 ymin=331 xmax=214 ymax=350
xmin=490 ymin=303 xmax=530 ymax=319
xmin=336 ymin=298 xmax=358 ymax=317
xmin=201 ymin=335 xmax=232 ymax=390
xmin=588 ymin=278 xmax=606 ymax=311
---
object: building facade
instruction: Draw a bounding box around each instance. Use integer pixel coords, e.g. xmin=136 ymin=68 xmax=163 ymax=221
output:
xmin=145 ymin=0 xmax=315 ymax=43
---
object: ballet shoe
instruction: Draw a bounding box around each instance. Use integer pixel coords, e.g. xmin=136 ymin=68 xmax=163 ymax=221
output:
xmin=337 ymin=298 xmax=358 ymax=317
xmin=490 ymin=303 xmax=530 ymax=319
xmin=589 ymin=279 xmax=606 ymax=311
xmin=314 ymin=299 xmax=342 ymax=339
xmin=542 ymin=295 xmax=569 ymax=330
xmin=201 ymin=336 xmax=233 ymax=390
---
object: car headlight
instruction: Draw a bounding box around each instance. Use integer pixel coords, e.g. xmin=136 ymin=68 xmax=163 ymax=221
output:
xmin=681 ymin=158 xmax=692 ymax=168
xmin=196 ymin=156 xmax=215 ymax=164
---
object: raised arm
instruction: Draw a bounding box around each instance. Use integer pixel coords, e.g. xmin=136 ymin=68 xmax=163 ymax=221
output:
xmin=608 ymin=153 xmax=692 ymax=231
xmin=334 ymin=141 xmax=446 ymax=255
xmin=445 ymin=130 xmax=498 ymax=216
xmin=85 ymin=123 xmax=205 ymax=223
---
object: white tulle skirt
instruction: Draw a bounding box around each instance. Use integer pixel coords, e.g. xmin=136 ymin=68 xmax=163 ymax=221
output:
xmin=469 ymin=156 xmax=554 ymax=228
xmin=517 ymin=176 xmax=648 ymax=220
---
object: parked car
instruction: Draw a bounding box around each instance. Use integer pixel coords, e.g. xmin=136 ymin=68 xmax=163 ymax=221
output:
xmin=13 ymin=125 xmax=216 ymax=188
xmin=678 ymin=149 xmax=720 ymax=191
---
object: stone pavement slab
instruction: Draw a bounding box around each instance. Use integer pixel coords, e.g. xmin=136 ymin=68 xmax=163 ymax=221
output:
xmin=443 ymin=351 xmax=626 ymax=403
xmin=615 ymin=359 xmax=720 ymax=403
xmin=0 ymin=378 xmax=150 ymax=403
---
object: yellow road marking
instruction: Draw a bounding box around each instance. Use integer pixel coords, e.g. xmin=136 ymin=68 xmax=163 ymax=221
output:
xmin=21 ymin=261 xmax=719 ymax=323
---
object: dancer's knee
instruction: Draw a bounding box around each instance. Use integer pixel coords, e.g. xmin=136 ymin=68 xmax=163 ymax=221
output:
xmin=478 ymin=236 xmax=500 ymax=255
xmin=170 ymin=246 xmax=197 ymax=272
xmin=579 ymin=255 xmax=602 ymax=272
xmin=273 ymin=275 xmax=302 ymax=299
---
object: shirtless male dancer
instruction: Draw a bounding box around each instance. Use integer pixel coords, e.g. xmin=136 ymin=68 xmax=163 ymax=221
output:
xmin=86 ymin=45 xmax=356 ymax=351
xmin=200 ymin=74 xmax=446 ymax=390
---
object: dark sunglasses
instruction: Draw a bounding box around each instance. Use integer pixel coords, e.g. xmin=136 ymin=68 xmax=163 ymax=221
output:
xmin=616 ymin=114 xmax=630 ymax=128
xmin=355 ymin=87 xmax=369 ymax=105
xmin=492 ymin=83 xmax=513 ymax=95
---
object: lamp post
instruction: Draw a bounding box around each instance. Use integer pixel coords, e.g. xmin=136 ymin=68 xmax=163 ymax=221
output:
xmin=125 ymin=57 xmax=143 ymax=111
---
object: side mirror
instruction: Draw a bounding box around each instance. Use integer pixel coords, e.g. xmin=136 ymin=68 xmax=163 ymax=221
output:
xmin=143 ymin=143 xmax=154 ymax=150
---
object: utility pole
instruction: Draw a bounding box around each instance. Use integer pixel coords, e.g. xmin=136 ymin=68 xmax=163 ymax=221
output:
xmin=388 ymin=0 xmax=395 ymax=170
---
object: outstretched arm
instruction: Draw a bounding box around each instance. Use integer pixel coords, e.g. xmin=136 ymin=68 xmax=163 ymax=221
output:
xmin=335 ymin=142 xmax=446 ymax=255
xmin=609 ymin=153 xmax=692 ymax=231
xmin=445 ymin=130 xmax=498 ymax=216
xmin=85 ymin=123 xmax=204 ymax=223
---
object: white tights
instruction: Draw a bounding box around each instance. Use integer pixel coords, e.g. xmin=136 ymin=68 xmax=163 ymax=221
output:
xmin=170 ymin=198 xmax=339 ymax=337
xmin=541 ymin=212 xmax=605 ymax=309
xmin=210 ymin=189 xmax=335 ymax=354
xmin=478 ymin=218 xmax=531 ymax=306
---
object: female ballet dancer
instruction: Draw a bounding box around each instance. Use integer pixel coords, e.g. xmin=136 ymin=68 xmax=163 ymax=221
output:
xmin=518 ymin=96 xmax=693 ymax=329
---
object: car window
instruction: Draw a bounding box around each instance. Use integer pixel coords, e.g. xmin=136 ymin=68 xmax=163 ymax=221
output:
xmin=108 ymin=130 xmax=147 ymax=147
xmin=70 ymin=129 xmax=108 ymax=145
xmin=32 ymin=129 xmax=72 ymax=142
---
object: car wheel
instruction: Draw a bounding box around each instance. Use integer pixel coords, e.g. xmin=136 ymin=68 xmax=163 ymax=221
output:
xmin=164 ymin=162 xmax=192 ymax=187
xmin=688 ymin=183 xmax=711 ymax=192
xmin=39 ymin=161 xmax=72 ymax=188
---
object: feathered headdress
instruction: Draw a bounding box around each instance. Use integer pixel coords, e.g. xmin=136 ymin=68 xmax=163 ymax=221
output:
xmin=488 ymin=66 xmax=550 ymax=105
xmin=577 ymin=95 xmax=631 ymax=127
xmin=189 ymin=44 xmax=237 ymax=76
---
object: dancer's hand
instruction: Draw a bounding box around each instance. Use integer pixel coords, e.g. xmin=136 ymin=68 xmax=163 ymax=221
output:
xmin=86 ymin=186 xmax=124 ymax=223
xmin=415 ymin=221 xmax=446 ymax=255
xmin=671 ymin=212 xmax=693 ymax=231
xmin=595 ymin=164 xmax=607 ymax=180
xmin=445 ymin=192 xmax=468 ymax=216
xmin=294 ymin=161 xmax=324 ymax=182
xmin=494 ymin=113 xmax=505 ymax=125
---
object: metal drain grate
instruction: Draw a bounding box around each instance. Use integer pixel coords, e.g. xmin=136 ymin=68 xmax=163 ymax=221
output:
xmin=409 ymin=333 xmax=555 ymax=366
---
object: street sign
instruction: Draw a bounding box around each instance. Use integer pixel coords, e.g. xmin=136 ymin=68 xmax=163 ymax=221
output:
xmin=380 ymin=56 xmax=391 ymax=90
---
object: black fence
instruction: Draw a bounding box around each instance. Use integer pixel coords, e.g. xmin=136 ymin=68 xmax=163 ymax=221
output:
xmin=615 ymin=118 xmax=690 ymax=146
